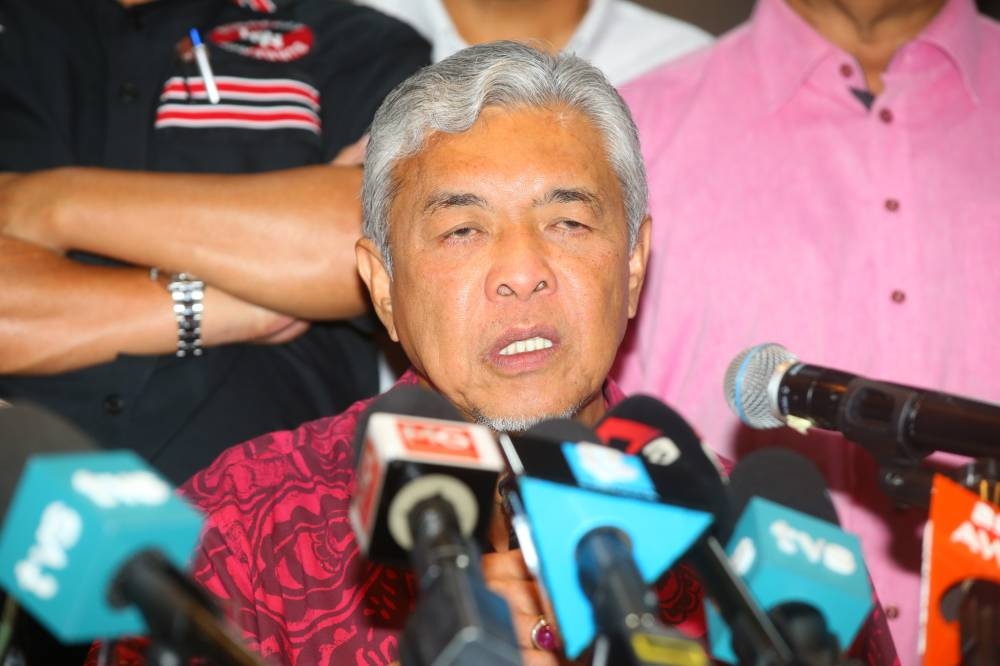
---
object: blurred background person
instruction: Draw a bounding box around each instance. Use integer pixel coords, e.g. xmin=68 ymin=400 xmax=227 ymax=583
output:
xmin=0 ymin=0 xmax=427 ymax=485
xmin=0 ymin=0 xmax=427 ymax=662
xmin=613 ymin=0 xmax=1000 ymax=663
xmin=353 ymin=0 xmax=712 ymax=85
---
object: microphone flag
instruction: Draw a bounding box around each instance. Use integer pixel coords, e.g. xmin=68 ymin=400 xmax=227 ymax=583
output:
xmin=920 ymin=474 xmax=1000 ymax=664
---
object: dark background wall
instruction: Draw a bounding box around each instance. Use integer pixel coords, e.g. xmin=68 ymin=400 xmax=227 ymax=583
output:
xmin=637 ymin=0 xmax=1000 ymax=36
xmin=636 ymin=0 xmax=752 ymax=35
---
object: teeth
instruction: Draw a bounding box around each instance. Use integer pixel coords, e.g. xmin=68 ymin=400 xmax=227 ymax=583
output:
xmin=499 ymin=336 xmax=553 ymax=356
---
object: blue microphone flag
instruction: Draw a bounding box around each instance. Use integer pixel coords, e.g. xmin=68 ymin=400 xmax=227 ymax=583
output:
xmin=0 ymin=450 xmax=203 ymax=643
xmin=705 ymin=497 xmax=873 ymax=663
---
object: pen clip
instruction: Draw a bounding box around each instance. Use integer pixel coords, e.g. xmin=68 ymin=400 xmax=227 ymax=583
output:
xmin=188 ymin=27 xmax=221 ymax=104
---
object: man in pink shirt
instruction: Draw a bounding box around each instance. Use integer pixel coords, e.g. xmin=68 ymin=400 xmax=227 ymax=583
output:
xmin=614 ymin=0 xmax=1000 ymax=663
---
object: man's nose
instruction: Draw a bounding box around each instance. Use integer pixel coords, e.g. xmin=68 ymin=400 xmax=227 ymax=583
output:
xmin=486 ymin=229 xmax=556 ymax=302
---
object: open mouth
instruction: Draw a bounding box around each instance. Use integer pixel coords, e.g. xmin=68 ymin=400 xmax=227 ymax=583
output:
xmin=498 ymin=336 xmax=554 ymax=356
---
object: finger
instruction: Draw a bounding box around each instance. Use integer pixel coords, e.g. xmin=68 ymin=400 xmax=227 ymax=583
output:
xmin=488 ymin=577 xmax=541 ymax=617
xmin=481 ymin=549 xmax=531 ymax=581
xmin=513 ymin=611 xmax=564 ymax=664
xmin=253 ymin=319 xmax=310 ymax=345
xmin=521 ymin=648 xmax=560 ymax=666
xmin=330 ymin=134 xmax=369 ymax=166
xmin=481 ymin=551 xmax=564 ymax=659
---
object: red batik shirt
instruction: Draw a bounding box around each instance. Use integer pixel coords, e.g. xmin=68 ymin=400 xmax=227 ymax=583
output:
xmin=89 ymin=370 xmax=893 ymax=665
xmin=176 ymin=371 xmax=710 ymax=665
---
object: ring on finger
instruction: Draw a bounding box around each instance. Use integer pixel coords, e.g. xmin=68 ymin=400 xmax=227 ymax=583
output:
xmin=529 ymin=615 xmax=559 ymax=652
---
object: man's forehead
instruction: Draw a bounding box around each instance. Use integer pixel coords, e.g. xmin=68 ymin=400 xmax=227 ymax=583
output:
xmin=400 ymin=107 xmax=614 ymax=188
xmin=412 ymin=103 xmax=599 ymax=155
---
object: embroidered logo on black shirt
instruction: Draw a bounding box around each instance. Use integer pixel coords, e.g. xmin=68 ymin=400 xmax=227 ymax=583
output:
xmin=210 ymin=20 xmax=313 ymax=63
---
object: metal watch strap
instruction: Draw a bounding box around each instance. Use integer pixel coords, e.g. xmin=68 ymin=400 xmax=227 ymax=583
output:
xmin=166 ymin=272 xmax=204 ymax=357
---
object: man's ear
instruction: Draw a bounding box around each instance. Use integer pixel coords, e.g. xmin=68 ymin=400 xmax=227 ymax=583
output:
xmin=627 ymin=215 xmax=652 ymax=319
xmin=355 ymin=237 xmax=398 ymax=341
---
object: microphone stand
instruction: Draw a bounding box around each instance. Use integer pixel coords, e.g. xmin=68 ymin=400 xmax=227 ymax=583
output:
xmin=108 ymin=549 xmax=265 ymax=666
xmin=877 ymin=458 xmax=1000 ymax=666
xmin=577 ymin=528 xmax=708 ymax=666
xmin=398 ymin=495 xmax=520 ymax=666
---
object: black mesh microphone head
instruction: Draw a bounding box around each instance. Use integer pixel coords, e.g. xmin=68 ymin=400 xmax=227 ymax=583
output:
xmin=724 ymin=343 xmax=798 ymax=429
xmin=0 ymin=403 xmax=95 ymax=518
xmin=727 ymin=448 xmax=840 ymax=528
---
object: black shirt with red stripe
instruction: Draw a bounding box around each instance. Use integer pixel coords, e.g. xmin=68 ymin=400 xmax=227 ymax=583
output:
xmin=0 ymin=0 xmax=429 ymax=485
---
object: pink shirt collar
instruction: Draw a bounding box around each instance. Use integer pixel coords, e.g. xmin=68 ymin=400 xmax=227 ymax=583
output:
xmin=750 ymin=0 xmax=982 ymax=112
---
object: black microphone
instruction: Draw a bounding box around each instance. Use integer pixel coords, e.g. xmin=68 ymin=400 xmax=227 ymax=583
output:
xmin=596 ymin=396 xmax=797 ymax=666
xmin=724 ymin=343 xmax=1000 ymax=462
xmin=348 ymin=386 xmax=519 ymax=666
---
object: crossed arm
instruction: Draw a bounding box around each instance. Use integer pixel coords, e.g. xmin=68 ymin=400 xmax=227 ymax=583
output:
xmin=0 ymin=161 xmax=368 ymax=375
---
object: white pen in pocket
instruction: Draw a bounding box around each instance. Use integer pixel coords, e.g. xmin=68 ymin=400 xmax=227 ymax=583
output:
xmin=189 ymin=28 xmax=220 ymax=104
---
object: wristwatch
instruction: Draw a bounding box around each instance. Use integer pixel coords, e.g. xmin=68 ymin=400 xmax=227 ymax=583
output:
xmin=160 ymin=271 xmax=204 ymax=357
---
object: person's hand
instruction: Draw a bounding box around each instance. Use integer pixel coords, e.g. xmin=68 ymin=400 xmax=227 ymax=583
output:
xmin=201 ymin=286 xmax=310 ymax=348
xmin=481 ymin=549 xmax=563 ymax=666
xmin=330 ymin=135 xmax=369 ymax=167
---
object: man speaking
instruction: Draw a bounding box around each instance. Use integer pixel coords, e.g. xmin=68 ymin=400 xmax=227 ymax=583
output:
xmin=168 ymin=40 xmax=655 ymax=666
xmin=80 ymin=40 xmax=899 ymax=666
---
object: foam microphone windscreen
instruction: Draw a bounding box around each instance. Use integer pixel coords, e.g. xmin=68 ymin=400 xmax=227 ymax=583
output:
xmin=524 ymin=418 xmax=598 ymax=445
xmin=0 ymin=404 xmax=93 ymax=519
xmin=707 ymin=448 xmax=872 ymax=663
xmin=727 ymin=448 xmax=840 ymax=526
xmin=596 ymin=394 xmax=730 ymax=523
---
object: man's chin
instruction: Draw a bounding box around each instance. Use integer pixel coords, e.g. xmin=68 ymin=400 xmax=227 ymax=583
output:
xmin=469 ymin=403 xmax=583 ymax=435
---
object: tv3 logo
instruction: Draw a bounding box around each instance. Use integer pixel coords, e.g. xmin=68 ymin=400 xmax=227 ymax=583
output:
xmin=15 ymin=502 xmax=83 ymax=600
xmin=397 ymin=420 xmax=480 ymax=460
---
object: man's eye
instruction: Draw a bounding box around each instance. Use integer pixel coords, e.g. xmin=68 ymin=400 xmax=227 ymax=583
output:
xmin=557 ymin=219 xmax=589 ymax=231
xmin=445 ymin=226 xmax=477 ymax=239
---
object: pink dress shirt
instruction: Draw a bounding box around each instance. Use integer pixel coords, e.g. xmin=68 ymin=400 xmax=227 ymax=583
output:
xmin=614 ymin=0 xmax=1000 ymax=663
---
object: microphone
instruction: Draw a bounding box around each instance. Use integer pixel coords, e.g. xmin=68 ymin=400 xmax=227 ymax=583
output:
xmin=724 ymin=343 xmax=1000 ymax=462
xmin=0 ymin=403 xmax=263 ymax=665
xmin=348 ymin=386 xmax=520 ymax=666
xmin=597 ymin=396 xmax=798 ymax=666
xmin=920 ymin=473 xmax=1000 ymax=664
xmin=499 ymin=418 xmax=712 ymax=664
xmin=708 ymin=448 xmax=873 ymax=665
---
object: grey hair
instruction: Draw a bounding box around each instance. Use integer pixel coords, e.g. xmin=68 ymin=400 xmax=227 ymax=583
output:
xmin=361 ymin=40 xmax=648 ymax=273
